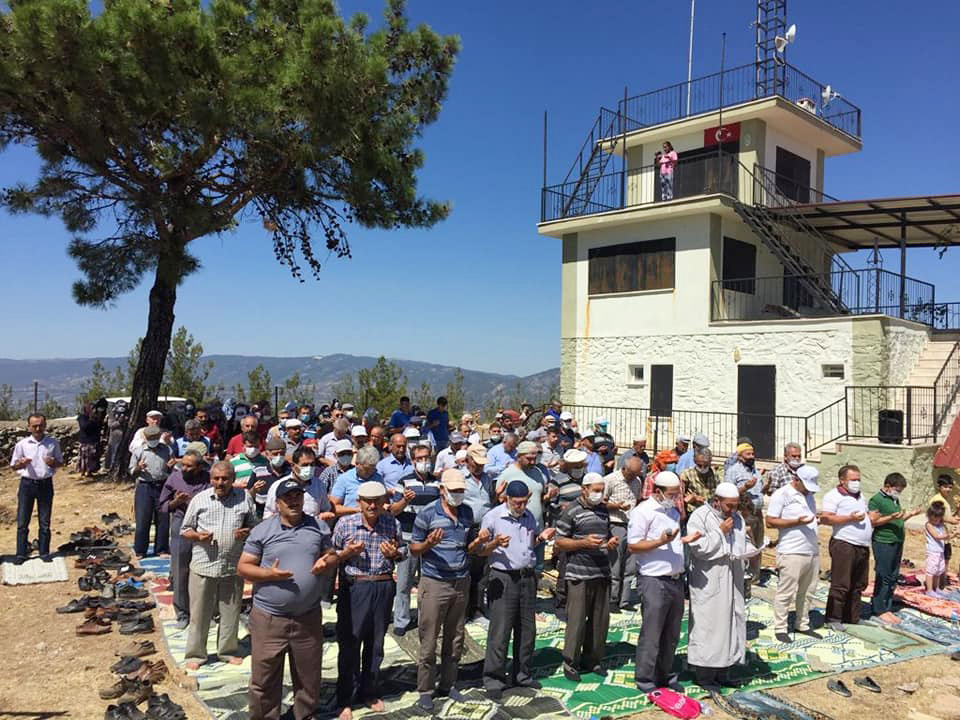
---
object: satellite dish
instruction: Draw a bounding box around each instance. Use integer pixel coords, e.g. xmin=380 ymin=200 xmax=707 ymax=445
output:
xmin=774 ymin=24 xmax=797 ymax=53
xmin=821 ymin=85 xmax=840 ymax=106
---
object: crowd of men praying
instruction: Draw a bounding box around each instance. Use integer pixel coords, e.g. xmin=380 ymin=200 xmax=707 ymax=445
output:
xmin=10 ymin=396 xmax=940 ymax=720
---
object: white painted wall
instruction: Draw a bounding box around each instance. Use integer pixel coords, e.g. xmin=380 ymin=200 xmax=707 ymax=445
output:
xmin=886 ymin=321 xmax=932 ymax=385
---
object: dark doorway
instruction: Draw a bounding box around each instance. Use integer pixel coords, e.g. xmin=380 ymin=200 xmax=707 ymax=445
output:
xmin=737 ymin=365 xmax=776 ymax=459
xmin=650 ymin=365 xmax=674 ymax=416
xmin=775 ymin=147 xmax=811 ymax=203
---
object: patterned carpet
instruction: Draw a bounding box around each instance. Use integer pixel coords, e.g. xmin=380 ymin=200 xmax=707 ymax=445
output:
xmin=139 ymin=555 xmax=951 ymax=720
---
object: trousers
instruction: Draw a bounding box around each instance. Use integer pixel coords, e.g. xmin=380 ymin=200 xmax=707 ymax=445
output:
xmin=467 ymin=553 xmax=489 ymax=617
xmin=16 ymin=477 xmax=53 ymax=558
xmin=134 ymin=481 xmax=170 ymax=556
xmin=483 ymin=568 xmax=537 ymax=691
xmin=168 ymin=514 xmax=193 ymax=621
xmin=393 ymin=552 xmax=420 ymax=631
xmin=563 ymin=577 xmax=611 ymax=670
xmin=184 ymin=572 xmax=243 ymax=662
xmin=871 ymin=540 xmax=903 ymax=615
xmin=416 ymin=575 xmax=469 ymax=694
xmin=826 ymin=538 xmax=870 ymax=624
xmin=554 ymin=549 xmax=568 ymax=607
xmin=774 ymin=553 xmax=819 ymax=632
xmin=635 ymin=575 xmax=684 ymax=689
xmin=248 ymin=605 xmax=324 ymax=720
xmin=608 ymin=524 xmax=635 ymax=606
xmin=336 ymin=578 xmax=395 ymax=707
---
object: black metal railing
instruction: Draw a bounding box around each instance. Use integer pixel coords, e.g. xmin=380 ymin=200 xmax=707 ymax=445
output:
xmin=846 ymin=386 xmax=938 ymax=444
xmin=711 ymin=268 xmax=938 ymax=324
xmin=805 ymin=396 xmax=848 ymax=454
xmin=930 ymin=303 xmax=960 ymax=331
xmin=616 ymin=62 xmax=861 ymax=139
xmin=753 ymin=165 xmax=839 ymax=206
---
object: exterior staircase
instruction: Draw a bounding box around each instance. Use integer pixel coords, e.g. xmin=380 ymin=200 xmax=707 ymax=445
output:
xmin=558 ymin=109 xmax=621 ymax=218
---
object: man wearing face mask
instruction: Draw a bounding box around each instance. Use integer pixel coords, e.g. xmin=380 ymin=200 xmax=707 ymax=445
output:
xmin=478 ymin=481 xmax=556 ymax=700
xmin=486 ymin=432 xmax=518 ymax=480
xmin=318 ymin=439 xmax=356 ymax=509
xmin=230 ymin=431 xmax=270 ymax=491
xmin=557 ymin=411 xmax=577 ymax=451
xmin=592 ymin=419 xmax=616 ymax=474
xmin=766 ymin=465 xmax=822 ymax=643
xmin=282 ymin=418 xmax=305 ymax=459
xmin=868 ymin=473 xmax=923 ymax=620
xmin=727 ymin=443 xmax=765 ymax=582
xmin=629 ymin=471 xmax=698 ymax=692
xmin=617 ymin=436 xmax=649 ymax=471
xmin=159 ymin=449 xmax=211 ymax=629
xmin=225 ymin=414 xmax=264 ymax=457
xmin=434 ymin=432 xmax=466 ymax=474
xmin=410 ymin=469 xmax=490 ymax=711
xmin=821 ymin=464 xmax=873 ymax=630
xmin=579 ymin=433 xmax=604 ymax=476
xmin=254 ymin=436 xmax=291 ymax=517
xmin=764 ymin=442 xmax=804 ymax=494
xmin=603 ymin=455 xmax=644 ymax=612
xmin=555 ymin=473 xmax=618 ymax=682
xmin=482 ymin=422 xmax=503 ymax=450
xmin=129 ymin=425 xmax=175 ymax=558
xmin=549 ymin=448 xmax=588 ymax=617
xmin=176 ymin=418 xmax=213 ymax=459
xmin=686 ymin=482 xmax=748 ymax=689
xmin=317 ymin=419 xmax=356 ymax=466
xmin=264 ymin=447 xmax=335 ymax=526
xmin=676 ymin=433 xmax=709 ymax=474
xmin=497 ymin=441 xmax=556 ymax=576
xmin=680 ymin=448 xmax=717 ymax=515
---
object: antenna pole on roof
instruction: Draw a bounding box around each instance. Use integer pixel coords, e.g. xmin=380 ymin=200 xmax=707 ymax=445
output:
xmin=718 ymin=32 xmax=726 ymax=161
xmin=686 ymin=0 xmax=695 ymax=115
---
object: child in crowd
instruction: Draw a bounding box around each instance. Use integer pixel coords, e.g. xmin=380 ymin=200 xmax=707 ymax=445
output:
xmin=925 ymin=502 xmax=952 ymax=597
xmin=930 ymin=475 xmax=960 ymax=589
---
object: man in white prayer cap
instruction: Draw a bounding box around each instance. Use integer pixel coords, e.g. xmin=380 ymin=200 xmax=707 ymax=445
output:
xmin=685 ymin=481 xmax=749 ymax=689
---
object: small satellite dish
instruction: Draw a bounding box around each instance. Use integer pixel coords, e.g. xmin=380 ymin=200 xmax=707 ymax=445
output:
xmin=775 ymin=24 xmax=797 ymax=52
xmin=821 ymin=85 xmax=840 ymax=106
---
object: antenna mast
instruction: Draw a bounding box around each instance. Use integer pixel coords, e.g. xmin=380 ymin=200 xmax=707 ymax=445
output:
xmin=755 ymin=0 xmax=787 ymax=98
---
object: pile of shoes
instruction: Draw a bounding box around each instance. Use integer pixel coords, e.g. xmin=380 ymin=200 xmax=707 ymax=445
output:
xmin=102 ymin=513 xmax=135 ymax=538
xmin=61 ymin=587 xmax=157 ymax=637
xmin=101 ymin=641 xmax=186 ymax=719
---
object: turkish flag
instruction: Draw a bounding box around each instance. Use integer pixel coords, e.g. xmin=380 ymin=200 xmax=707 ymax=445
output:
xmin=704 ymin=122 xmax=741 ymax=147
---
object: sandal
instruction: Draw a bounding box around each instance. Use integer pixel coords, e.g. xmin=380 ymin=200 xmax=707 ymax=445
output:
xmin=827 ymin=679 xmax=851 ymax=697
xmin=854 ymin=676 xmax=881 ymax=693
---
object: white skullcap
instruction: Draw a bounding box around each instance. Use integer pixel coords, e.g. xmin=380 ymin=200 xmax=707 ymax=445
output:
xmin=402 ymin=427 xmax=420 ymax=438
xmin=563 ymin=448 xmax=587 ymax=463
xmin=351 ymin=424 xmax=368 ymax=437
xmin=654 ymin=470 xmax=681 ymax=488
xmin=715 ymin=482 xmax=740 ymax=499
xmin=582 ymin=472 xmax=605 ymax=487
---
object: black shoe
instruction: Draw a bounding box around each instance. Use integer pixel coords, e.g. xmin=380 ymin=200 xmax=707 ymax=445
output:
xmin=609 ymin=602 xmax=621 ymax=614
xmin=146 ymin=693 xmax=186 ymax=720
xmin=111 ymin=656 xmax=144 ymax=674
xmin=486 ymin=688 xmax=503 ymax=702
xmin=416 ymin=693 xmax=434 ymax=712
xmin=515 ymin=679 xmax=542 ymax=689
xmin=116 ymin=584 xmax=148 ymax=599
xmin=854 ymin=676 xmax=882 ymax=693
xmin=562 ymin=664 xmax=581 ymax=682
xmin=666 ymin=681 xmax=685 ymax=693
xmin=444 ymin=688 xmax=467 ymax=703
xmin=585 ymin=664 xmax=603 ymax=675
xmin=119 ymin=616 xmax=154 ymax=634
xmin=827 ymin=679 xmax=852 ymax=697
xmin=392 ymin=625 xmax=408 ymax=637
xmin=635 ymin=681 xmax=656 ymax=693
xmin=775 ymin=632 xmax=792 ymax=643
xmin=56 ymin=598 xmax=90 ymax=614
xmin=41 ymin=554 xmax=54 ymax=563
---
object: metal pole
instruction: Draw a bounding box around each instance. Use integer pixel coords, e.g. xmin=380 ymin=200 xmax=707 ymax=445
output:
xmin=542 ymin=109 xmax=548 ymax=221
xmin=686 ymin=0 xmax=695 ymax=115
xmin=33 ymin=380 xmax=38 ymax=413
xmin=899 ymin=212 xmax=907 ymax=318
xmin=621 ymin=85 xmax=627 ymax=207
xmin=274 ymin=385 xmax=279 ymax=415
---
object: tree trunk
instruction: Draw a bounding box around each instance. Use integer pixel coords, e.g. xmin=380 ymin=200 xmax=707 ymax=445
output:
xmin=109 ymin=258 xmax=179 ymax=481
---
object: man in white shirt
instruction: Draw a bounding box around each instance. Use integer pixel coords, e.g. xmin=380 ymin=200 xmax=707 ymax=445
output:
xmin=129 ymin=409 xmax=171 ymax=453
xmin=628 ymin=471 xmax=695 ymax=692
xmin=820 ymin=464 xmax=873 ymax=630
xmin=434 ymin=432 xmax=466 ymax=474
xmin=10 ymin=413 xmax=63 ymax=563
xmin=766 ymin=464 xmax=821 ymax=643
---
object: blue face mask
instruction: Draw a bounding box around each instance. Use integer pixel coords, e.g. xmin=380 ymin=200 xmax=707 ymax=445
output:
xmin=299 ymin=414 xmax=311 ymax=424
xmin=665 ymin=463 xmax=677 ymax=472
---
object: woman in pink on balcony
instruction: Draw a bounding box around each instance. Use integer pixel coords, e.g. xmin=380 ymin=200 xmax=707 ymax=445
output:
xmin=657 ymin=141 xmax=678 ymax=201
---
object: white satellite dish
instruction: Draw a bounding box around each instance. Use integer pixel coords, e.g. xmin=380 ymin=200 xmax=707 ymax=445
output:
xmin=821 ymin=84 xmax=841 ymax=106
xmin=774 ymin=24 xmax=797 ymax=53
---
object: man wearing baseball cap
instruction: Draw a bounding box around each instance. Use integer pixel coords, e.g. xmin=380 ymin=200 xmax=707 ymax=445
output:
xmin=462 ymin=443 xmax=496 ymax=618
xmin=410 ymin=468 xmax=490 ymax=711
xmin=332 ymin=480 xmax=406 ymax=720
xmin=766 ymin=464 xmax=821 ymax=643
xmin=477 ymin=480 xmax=556 ymax=701
xmin=239 ymin=478 xmax=339 ymax=720
xmin=676 ymin=433 xmax=710 ymax=474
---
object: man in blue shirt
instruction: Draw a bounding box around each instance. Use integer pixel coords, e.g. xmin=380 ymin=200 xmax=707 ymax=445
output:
xmin=330 ymin=446 xmax=384 ymax=516
xmin=410 ymin=469 xmax=489 ymax=712
xmin=376 ymin=433 xmax=414 ymax=493
xmin=581 ymin=434 xmax=604 ymax=475
xmin=485 ymin=432 xmax=518 ymax=479
xmin=675 ymin=433 xmax=709 ymax=474
xmin=425 ymin=397 xmax=450 ymax=450
xmin=388 ymin=397 xmax=412 ymax=432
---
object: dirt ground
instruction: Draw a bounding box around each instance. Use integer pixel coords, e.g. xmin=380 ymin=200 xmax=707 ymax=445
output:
xmin=0 ymin=465 xmax=957 ymax=720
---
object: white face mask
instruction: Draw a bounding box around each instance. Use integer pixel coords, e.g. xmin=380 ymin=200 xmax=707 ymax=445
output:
xmin=337 ymin=454 xmax=353 ymax=469
xmin=695 ymin=465 xmax=710 ymax=475
xmin=297 ymin=466 xmax=314 ymax=482
xmin=445 ymin=490 xmax=464 ymax=507
xmin=244 ymin=446 xmax=259 ymax=459
xmin=887 ymin=489 xmax=900 ymax=499
xmin=846 ymin=480 xmax=861 ymax=494
xmin=569 ymin=466 xmax=586 ymax=480
xmin=270 ymin=454 xmax=285 ymax=468
xmin=415 ymin=461 xmax=433 ymax=476
xmin=787 ymin=459 xmax=802 ymax=470
xmin=587 ymin=491 xmax=604 ymax=505
xmin=146 ymin=439 xmax=160 ymax=448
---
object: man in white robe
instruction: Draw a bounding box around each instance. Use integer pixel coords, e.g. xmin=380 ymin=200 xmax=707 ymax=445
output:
xmin=686 ymin=481 xmax=748 ymax=688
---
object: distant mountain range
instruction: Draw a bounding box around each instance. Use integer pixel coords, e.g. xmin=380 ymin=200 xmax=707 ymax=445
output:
xmin=0 ymin=354 xmax=560 ymax=411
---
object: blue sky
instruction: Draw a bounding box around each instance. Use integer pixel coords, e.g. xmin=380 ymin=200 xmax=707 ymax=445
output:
xmin=1 ymin=0 xmax=958 ymax=375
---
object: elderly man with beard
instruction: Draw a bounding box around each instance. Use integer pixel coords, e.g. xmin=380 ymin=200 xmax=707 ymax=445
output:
xmin=239 ymin=479 xmax=342 ymax=720
xmin=727 ymin=442 xmax=765 ymax=582
xmin=686 ymin=482 xmax=749 ymax=689
xmin=497 ymin=440 xmax=556 ymax=575
xmin=604 ymin=455 xmax=644 ymax=612
xmin=555 ymin=472 xmax=618 ymax=682
xmin=333 ymin=481 xmax=406 ymax=720
xmin=549 ymin=448 xmax=588 ymax=618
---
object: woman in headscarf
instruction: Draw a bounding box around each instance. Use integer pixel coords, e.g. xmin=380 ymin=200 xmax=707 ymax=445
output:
xmin=76 ymin=398 xmax=107 ymax=477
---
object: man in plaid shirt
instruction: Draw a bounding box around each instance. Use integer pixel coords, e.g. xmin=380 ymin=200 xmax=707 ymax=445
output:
xmin=764 ymin=442 xmax=804 ymax=494
xmin=332 ymin=480 xmax=406 ymax=720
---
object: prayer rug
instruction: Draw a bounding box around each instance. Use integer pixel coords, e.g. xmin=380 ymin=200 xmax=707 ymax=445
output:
xmin=1 ymin=555 xmax=69 ymax=584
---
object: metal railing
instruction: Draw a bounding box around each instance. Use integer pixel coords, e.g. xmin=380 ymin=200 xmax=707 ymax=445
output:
xmin=754 ymin=165 xmax=838 ymax=205
xmin=846 ymin=386 xmax=938 ymax=444
xmin=616 ymin=62 xmax=861 ymax=139
xmin=711 ymin=269 xmax=938 ymax=324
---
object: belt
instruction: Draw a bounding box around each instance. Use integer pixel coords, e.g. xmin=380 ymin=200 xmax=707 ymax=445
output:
xmin=346 ymin=573 xmax=393 ymax=583
xmin=648 ymin=572 xmax=684 ymax=581
xmin=21 ymin=475 xmax=53 ymax=483
xmin=492 ymin=566 xmax=536 ymax=578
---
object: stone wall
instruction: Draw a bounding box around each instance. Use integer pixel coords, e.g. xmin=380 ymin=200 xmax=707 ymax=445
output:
xmin=885 ymin=320 xmax=931 ymax=386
